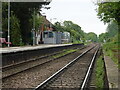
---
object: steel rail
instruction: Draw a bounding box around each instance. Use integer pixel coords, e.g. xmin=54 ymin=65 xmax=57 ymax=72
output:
xmin=2 ymin=50 xmax=65 ymax=70
xmin=2 ymin=46 xmax=85 ymax=79
xmin=34 ymin=45 xmax=96 ymax=90
xmin=2 ymin=46 xmax=83 ymax=70
xmin=80 ymin=46 xmax=99 ymax=90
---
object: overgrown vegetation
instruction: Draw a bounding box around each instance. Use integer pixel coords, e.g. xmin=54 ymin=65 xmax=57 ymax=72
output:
xmin=98 ymin=11 xmax=119 ymax=67
xmin=103 ymin=41 xmax=119 ymax=68
xmin=95 ymin=56 xmax=105 ymax=88
xmin=97 ymin=1 xmax=120 ymax=68
xmin=54 ymin=21 xmax=98 ymax=44
xmin=98 ymin=21 xmax=119 ymax=67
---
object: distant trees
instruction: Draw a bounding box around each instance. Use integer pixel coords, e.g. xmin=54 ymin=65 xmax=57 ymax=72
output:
xmin=54 ymin=21 xmax=86 ymax=43
xmin=54 ymin=21 xmax=98 ymax=43
xmin=86 ymin=32 xmax=98 ymax=42
xmin=99 ymin=21 xmax=118 ymax=43
xmin=99 ymin=32 xmax=108 ymax=43
xmin=63 ymin=21 xmax=85 ymax=43
xmin=54 ymin=22 xmax=64 ymax=32
xmin=106 ymin=21 xmax=118 ymax=38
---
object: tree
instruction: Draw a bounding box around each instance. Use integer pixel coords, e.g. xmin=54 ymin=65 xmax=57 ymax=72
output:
xmin=2 ymin=2 xmax=8 ymax=32
xmin=63 ymin=21 xmax=85 ymax=43
xmin=97 ymin=1 xmax=120 ymax=31
xmin=86 ymin=32 xmax=98 ymax=42
xmin=2 ymin=2 xmax=51 ymax=45
xmin=54 ymin=21 xmax=86 ymax=43
xmin=99 ymin=20 xmax=118 ymax=43
xmin=54 ymin=22 xmax=64 ymax=32
xmin=99 ymin=33 xmax=108 ymax=43
xmin=10 ymin=2 xmax=43 ymax=44
xmin=10 ymin=13 xmax=22 ymax=46
xmin=106 ymin=20 xmax=118 ymax=38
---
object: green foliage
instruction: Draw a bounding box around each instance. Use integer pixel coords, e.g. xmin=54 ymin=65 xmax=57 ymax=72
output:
xmin=54 ymin=21 xmax=99 ymax=44
xmin=2 ymin=3 xmax=24 ymax=46
xmin=97 ymin=2 xmax=120 ymax=24
xmin=29 ymin=14 xmax=44 ymax=31
xmin=2 ymin=2 xmax=50 ymax=45
xmin=104 ymin=32 xmax=120 ymax=66
xmin=98 ymin=32 xmax=108 ymax=43
xmin=95 ymin=56 xmax=104 ymax=88
xmin=103 ymin=41 xmax=119 ymax=66
xmin=63 ymin=21 xmax=85 ymax=40
xmin=98 ymin=20 xmax=119 ymax=43
xmin=102 ymin=31 xmax=120 ymax=68
xmin=2 ymin=2 xmax=8 ymax=32
xmin=106 ymin=21 xmax=118 ymax=38
xmin=10 ymin=13 xmax=22 ymax=46
xmin=86 ymin=32 xmax=98 ymax=42
xmin=72 ymin=40 xmax=82 ymax=44
xmin=54 ymin=21 xmax=86 ymax=43
xmin=97 ymin=1 xmax=120 ymax=34
xmin=54 ymin=22 xmax=64 ymax=32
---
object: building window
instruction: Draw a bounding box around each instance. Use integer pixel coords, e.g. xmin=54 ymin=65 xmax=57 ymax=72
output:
xmin=49 ymin=32 xmax=53 ymax=38
xmin=44 ymin=32 xmax=48 ymax=38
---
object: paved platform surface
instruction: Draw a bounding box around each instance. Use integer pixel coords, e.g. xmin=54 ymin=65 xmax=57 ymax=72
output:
xmin=104 ymin=55 xmax=118 ymax=89
xmin=0 ymin=44 xmax=72 ymax=54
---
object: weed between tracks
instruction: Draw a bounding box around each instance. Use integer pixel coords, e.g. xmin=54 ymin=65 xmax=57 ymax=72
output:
xmin=52 ymin=49 xmax=79 ymax=58
xmin=95 ymin=56 xmax=105 ymax=88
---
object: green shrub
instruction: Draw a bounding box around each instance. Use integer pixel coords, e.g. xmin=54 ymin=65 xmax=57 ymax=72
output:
xmin=10 ymin=13 xmax=22 ymax=46
xmin=103 ymin=42 xmax=118 ymax=66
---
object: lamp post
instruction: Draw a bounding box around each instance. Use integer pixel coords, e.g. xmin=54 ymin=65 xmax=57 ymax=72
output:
xmin=32 ymin=8 xmax=35 ymax=46
xmin=8 ymin=0 xmax=10 ymax=47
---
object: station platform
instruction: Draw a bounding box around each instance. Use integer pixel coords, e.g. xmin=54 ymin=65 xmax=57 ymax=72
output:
xmin=0 ymin=44 xmax=72 ymax=54
xmin=104 ymin=55 xmax=118 ymax=89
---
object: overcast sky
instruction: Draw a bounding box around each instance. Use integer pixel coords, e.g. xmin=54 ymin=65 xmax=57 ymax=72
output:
xmin=42 ymin=0 xmax=108 ymax=35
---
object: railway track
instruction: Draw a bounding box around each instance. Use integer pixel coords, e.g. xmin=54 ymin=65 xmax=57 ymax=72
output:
xmin=34 ymin=44 xmax=100 ymax=90
xmin=87 ymin=47 xmax=102 ymax=89
xmin=2 ymin=44 xmax=97 ymax=88
xmin=2 ymin=45 xmax=86 ymax=79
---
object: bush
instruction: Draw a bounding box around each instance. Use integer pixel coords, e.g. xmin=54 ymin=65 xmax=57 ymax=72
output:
xmin=10 ymin=14 xmax=23 ymax=46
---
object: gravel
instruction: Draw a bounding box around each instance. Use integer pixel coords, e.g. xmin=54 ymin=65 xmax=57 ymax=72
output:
xmin=2 ymin=44 xmax=95 ymax=88
xmin=46 ymin=45 xmax=98 ymax=89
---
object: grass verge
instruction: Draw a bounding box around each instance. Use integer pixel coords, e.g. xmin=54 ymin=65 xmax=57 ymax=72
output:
xmin=95 ymin=56 xmax=105 ymax=88
xmin=103 ymin=42 xmax=119 ymax=68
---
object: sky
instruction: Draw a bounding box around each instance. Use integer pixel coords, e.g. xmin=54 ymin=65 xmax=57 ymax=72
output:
xmin=41 ymin=0 xmax=108 ymax=35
